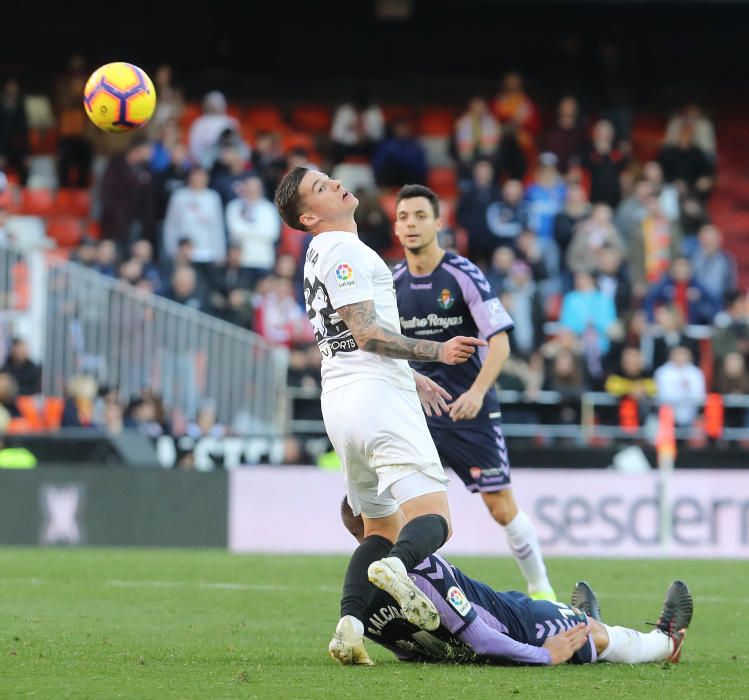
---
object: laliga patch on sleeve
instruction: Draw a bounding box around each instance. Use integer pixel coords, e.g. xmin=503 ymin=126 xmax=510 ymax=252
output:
xmin=447 ymin=586 xmax=472 ymax=616
xmin=335 ymin=262 xmax=357 ymax=289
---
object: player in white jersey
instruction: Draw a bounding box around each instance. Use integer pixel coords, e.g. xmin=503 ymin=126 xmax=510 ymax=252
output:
xmin=275 ymin=166 xmax=486 ymax=666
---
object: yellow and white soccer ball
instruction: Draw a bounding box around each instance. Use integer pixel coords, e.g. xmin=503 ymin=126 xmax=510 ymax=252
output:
xmin=83 ymin=62 xmax=156 ymax=133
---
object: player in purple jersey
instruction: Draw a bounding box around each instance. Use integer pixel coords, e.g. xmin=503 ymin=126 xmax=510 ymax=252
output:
xmin=392 ymin=185 xmax=555 ymax=600
xmin=343 ymin=499 xmax=693 ymax=666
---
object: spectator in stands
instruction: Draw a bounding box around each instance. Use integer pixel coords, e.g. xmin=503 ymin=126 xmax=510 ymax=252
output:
xmin=55 ymin=56 xmax=94 ymax=188
xmin=160 ymin=237 xmax=194 ymax=289
xmin=207 ymin=243 xmax=255 ymax=327
xmin=594 ymin=246 xmax=631 ymax=316
xmin=542 ymin=348 xmax=585 ymax=425
xmin=714 ymin=351 xmax=749 ymax=396
xmin=525 ymin=152 xmax=566 ymax=281
xmin=657 ymin=122 xmax=714 ymax=198
xmin=584 ymin=119 xmax=627 ymax=208
xmin=540 ymin=96 xmax=587 ymax=174
xmin=354 ymin=187 xmax=392 ymax=257
xmin=457 ymin=158 xmax=502 ymax=264
xmin=642 ymin=161 xmax=680 ymax=223
xmin=566 ymin=204 xmax=625 ymax=276
xmin=163 ymin=166 xmax=226 ymax=270
xmin=147 ymin=65 xmax=185 ymax=135
xmin=150 ymin=118 xmax=182 ymax=174
xmin=485 ymin=179 xmax=530 ymax=250
xmin=501 ymin=260 xmax=544 ymax=358
xmin=515 ymin=228 xmax=549 ymax=284
xmin=99 ymin=134 xmax=156 ymax=251
xmin=451 ymin=97 xmax=501 ymax=180
xmin=605 ymin=346 xmax=656 ymax=400
xmin=124 ymin=395 xmax=165 ymax=439
xmin=166 ymin=265 xmax=206 ymax=312
xmin=712 ymin=291 xmax=749 ymax=367
xmin=372 ymin=117 xmax=427 ymax=188
xmin=648 ymin=305 xmax=701 ymax=371
xmin=330 ymin=95 xmax=384 ymax=164
xmin=492 ymin=71 xmax=541 ymax=137
xmin=654 ymin=346 xmax=706 ymax=427
xmin=553 ymin=182 xmax=591 ymax=267
xmin=188 ymin=91 xmax=240 ymax=170
xmin=102 ymin=399 xmax=125 ymax=436
xmin=629 ymin=196 xmax=682 ymax=296
xmin=225 ymin=172 xmax=280 ymax=288
xmin=94 ymin=239 xmax=118 ymax=278
xmin=0 ymin=79 xmax=29 ymax=185
xmin=70 ymin=236 xmax=98 ymax=268
xmin=690 ymin=224 xmax=737 ymax=306
xmin=253 ymin=275 xmax=309 ymax=347
xmin=251 ymin=131 xmax=287 ymax=199
xmin=484 ymin=246 xmax=515 ymax=295
xmin=560 ymin=271 xmax=617 ymax=356
xmin=130 ymin=239 xmax=164 ymax=294
xmin=679 ymin=194 xmax=710 ymax=256
xmin=210 ymin=139 xmax=251 ymax=207
xmin=0 ymin=338 xmax=40 ymax=396
xmin=614 ymin=178 xmax=652 ymax=245
xmin=118 ymin=258 xmax=143 ymax=286
xmin=61 ymin=374 xmax=97 ymax=428
xmin=152 ymin=136 xmax=190 ymax=226
xmin=644 ymin=256 xmax=719 ymax=325
xmin=186 ymin=401 xmax=226 ymax=440
xmin=665 ymin=103 xmax=716 ymax=162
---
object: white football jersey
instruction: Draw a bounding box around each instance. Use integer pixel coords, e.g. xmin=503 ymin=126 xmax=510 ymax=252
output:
xmin=303 ymin=231 xmax=415 ymax=394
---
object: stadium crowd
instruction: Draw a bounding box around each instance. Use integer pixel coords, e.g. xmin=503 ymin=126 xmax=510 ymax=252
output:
xmin=1 ymin=56 xmax=748 ymax=457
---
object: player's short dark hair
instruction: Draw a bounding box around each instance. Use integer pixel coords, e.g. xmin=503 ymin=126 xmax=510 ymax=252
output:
xmin=396 ymin=184 xmax=440 ymax=218
xmin=274 ymin=166 xmax=310 ymax=231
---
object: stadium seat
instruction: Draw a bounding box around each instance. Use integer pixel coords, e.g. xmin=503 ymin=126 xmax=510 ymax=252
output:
xmin=86 ymin=220 xmax=102 ymax=240
xmin=291 ymin=105 xmax=331 ymax=133
xmin=227 ymin=103 xmax=242 ymax=121
xmin=381 ymin=104 xmax=416 ymax=124
xmin=428 ymin=167 xmax=458 ymax=199
xmin=418 ymin=108 xmax=455 ymax=137
xmin=379 ymin=191 xmax=398 ymax=222
xmin=278 ymin=224 xmax=308 ymax=260
xmin=46 ymin=215 xmax=83 ymax=247
xmin=28 ymin=128 xmax=59 ymax=156
xmin=281 ymin=132 xmax=316 ymax=154
xmin=244 ymin=105 xmax=286 ymax=132
xmin=19 ymin=188 xmax=54 ymax=216
xmin=54 ymin=188 xmax=91 ymax=217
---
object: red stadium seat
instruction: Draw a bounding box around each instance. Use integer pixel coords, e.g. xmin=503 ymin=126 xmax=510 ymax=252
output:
xmin=54 ymin=188 xmax=91 ymax=217
xmin=19 ymin=188 xmax=54 ymax=216
xmin=418 ymin=108 xmax=455 ymax=137
xmin=47 ymin=215 xmax=83 ymax=247
xmin=281 ymin=132 xmax=316 ymax=154
xmin=244 ymin=105 xmax=286 ymax=132
xmin=28 ymin=128 xmax=59 ymax=155
xmin=278 ymin=224 xmax=308 ymax=261
xmin=291 ymin=105 xmax=331 ymax=133
xmin=428 ymin=167 xmax=458 ymax=199
xmin=179 ymin=102 xmax=202 ymax=131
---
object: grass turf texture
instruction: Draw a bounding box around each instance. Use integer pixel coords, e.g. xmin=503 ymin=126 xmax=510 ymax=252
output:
xmin=0 ymin=550 xmax=746 ymax=700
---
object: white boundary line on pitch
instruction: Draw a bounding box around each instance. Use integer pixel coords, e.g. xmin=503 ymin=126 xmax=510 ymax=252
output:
xmin=0 ymin=578 xmax=746 ymax=604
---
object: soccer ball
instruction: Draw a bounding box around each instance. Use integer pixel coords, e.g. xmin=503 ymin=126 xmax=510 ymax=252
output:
xmin=83 ymin=62 xmax=156 ymax=133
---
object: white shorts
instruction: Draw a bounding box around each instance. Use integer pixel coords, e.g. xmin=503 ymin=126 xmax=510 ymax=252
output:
xmin=321 ymin=378 xmax=448 ymax=519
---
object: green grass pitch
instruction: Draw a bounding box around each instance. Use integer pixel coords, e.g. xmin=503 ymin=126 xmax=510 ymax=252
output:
xmin=0 ymin=549 xmax=747 ymax=699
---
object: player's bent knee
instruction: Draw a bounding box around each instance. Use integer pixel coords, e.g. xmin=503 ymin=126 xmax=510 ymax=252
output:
xmin=481 ymin=489 xmax=519 ymax=526
xmin=589 ymin=619 xmax=609 ymax=656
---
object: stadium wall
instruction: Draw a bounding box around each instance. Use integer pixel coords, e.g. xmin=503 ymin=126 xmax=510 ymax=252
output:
xmin=0 ymin=467 xmax=227 ymax=547
xmin=230 ymin=468 xmax=749 ymax=559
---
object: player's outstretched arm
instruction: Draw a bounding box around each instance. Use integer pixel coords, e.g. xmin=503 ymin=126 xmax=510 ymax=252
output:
xmin=337 ymin=300 xmax=486 ymax=364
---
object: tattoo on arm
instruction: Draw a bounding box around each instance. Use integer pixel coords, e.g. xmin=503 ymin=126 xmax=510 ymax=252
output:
xmin=337 ymin=300 xmax=442 ymax=361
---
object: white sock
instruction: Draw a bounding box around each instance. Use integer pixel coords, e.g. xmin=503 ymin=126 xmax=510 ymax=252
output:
xmin=598 ymin=625 xmax=673 ymax=663
xmin=502 ymin=510 xmax=552 ymax=594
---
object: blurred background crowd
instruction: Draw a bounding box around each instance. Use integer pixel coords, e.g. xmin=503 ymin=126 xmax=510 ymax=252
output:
xmin=0 ymin=1 xmax=747 ymax=464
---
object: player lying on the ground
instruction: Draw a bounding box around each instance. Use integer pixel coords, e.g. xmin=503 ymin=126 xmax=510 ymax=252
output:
xmin=340 ymin=499 xmax=693 ymax=666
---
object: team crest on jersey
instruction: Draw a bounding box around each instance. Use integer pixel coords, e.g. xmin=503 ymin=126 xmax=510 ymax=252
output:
xmin=437 ymin=289 xmax=455 ymax=310
xmin=447 ymin=586 xmax=472 ymax=616
xmin=335 ymin=262 xmax=357 ymax=289
xmin=470 ymin=467 xmax=482 ymax=481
